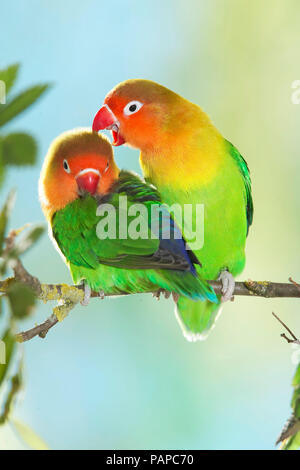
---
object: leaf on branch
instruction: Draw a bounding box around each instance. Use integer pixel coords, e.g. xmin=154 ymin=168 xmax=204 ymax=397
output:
xmin=0 ymin=329 xmax=16 ymax=388
xmin=0 ymin=64 xmax=19 ymax=96
xmin=0 ymin=138 xmax=5 ymax=189
xmin=7 ymin=223 xmax=45 ymax=259
xmin=0 ymin=189 xmax=16 ymax=253
xmin=2 ymin=133 xmax=37 ymax=166
xmin=11 ymin=418 xmax=49 ymax=450
xmin=293 ymin=363 xmax=300 ymax=388
xmin=0 ymin=84 xmax=50 ymax=128
xmin=0 ymin=370 xmax=22 ymax=425
xmin=278 ymin=363 xmax=300 ymax=450
xmin=7 ymin=282 xmax=36 ymax=319
xmin=281 ymin=426 xmax=300 ymax=451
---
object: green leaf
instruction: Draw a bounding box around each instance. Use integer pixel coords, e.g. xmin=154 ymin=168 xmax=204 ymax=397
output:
xmin=293 ymin=364 xmax=300 ymax=388
xmin=2 ymin=133 xmax=37 ymax=166
xmin=283 ymin=430 xmax=300 ymax=450
xmin=0 ymin=370 xmax=22 ymax=425
xmin=0 ymin=189 xmax=16 ymax=253
xmin=7 ymin=282 xmax=36 ymax=319
xmin=0 ymin=329 xmax=15 ymax=387
xmin=0 ymin=64 xmax=19 ymax=96
xmin=0 ymin=138 xmax=5 ymax=188
xmin=278 ymin=363 xmax=300 ymax=450
xmin=12 ymin=223 xmax=45 ymax=257
xmin=11 ymin=419 xmax=50 ymax=450
xmin=0 ymin=84 xmax=50 ymax=128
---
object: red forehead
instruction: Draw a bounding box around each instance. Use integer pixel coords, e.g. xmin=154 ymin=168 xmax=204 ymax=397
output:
xmin=105 ymin=93 xmax=128 ymax=114
xmin=66 ymin=152 xmax=109 ymax=173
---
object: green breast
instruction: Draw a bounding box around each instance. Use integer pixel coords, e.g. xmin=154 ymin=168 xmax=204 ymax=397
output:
xmin=152 ymin=156 xmax=248 ymax=280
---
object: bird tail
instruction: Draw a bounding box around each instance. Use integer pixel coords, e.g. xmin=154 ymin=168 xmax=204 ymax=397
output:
xmin=161 ymin=270 xmax=217 ymax=303
xmin=174 ymin=296 xmax=222 ymax=341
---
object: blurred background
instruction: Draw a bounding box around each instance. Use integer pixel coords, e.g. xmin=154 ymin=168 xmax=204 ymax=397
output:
xmin=0 ymin=0 xmax=300 ymax=450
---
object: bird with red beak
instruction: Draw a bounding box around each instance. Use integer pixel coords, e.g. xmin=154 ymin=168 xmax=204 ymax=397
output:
xmin=92 ymin=79 xmax=253 ymax=341
xmin=39 ymin=127 xmax=216 ymax=311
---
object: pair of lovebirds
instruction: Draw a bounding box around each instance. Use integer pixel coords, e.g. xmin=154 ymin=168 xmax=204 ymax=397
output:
xmin=39 ymin=80 xmax=253 ymax=341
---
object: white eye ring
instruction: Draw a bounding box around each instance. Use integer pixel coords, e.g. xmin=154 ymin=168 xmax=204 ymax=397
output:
xmin=63 ymin=159 xmax=71 ymax=173
xmin=123 ymin=100 xmax=143 ymax=116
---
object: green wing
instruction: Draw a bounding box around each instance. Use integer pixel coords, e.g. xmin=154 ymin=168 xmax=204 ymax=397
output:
xmin=226 ymin=140 xmax=253 ymax=234
xmin=52 ymin=171 xmax=195 ymax=271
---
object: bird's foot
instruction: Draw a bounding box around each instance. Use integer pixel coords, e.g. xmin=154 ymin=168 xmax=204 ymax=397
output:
xmin=81 ymin=283 xmax=91 ymax=306
xmin=153 ymin=289 xmax=171 ymax=300
xmin=98 ymin=290 xmax=105 ymax=299
xmin=218 ymin=270 xmax=235 ymax=302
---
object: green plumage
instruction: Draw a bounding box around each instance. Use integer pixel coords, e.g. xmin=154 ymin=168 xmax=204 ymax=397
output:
xmin=148 ymin=140 xmax=253 ymax=340
xmin=51 ymin=171 xmax=216 ymax=302
xmin=226 ymin=140 xmax=253 ymax=233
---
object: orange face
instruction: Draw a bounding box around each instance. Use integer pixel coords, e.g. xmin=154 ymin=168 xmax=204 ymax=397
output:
xmin=92 ymin=79 xmax=187 ymax=152
xmin=39 ymin=129 xmax=119 ymax=220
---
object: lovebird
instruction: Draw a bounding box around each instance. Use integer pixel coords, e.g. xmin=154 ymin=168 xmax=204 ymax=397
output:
xmin=92 ymin=80 xmax=253 ymax=340
xmin=39 ymin=128 xmax=216 ymax=309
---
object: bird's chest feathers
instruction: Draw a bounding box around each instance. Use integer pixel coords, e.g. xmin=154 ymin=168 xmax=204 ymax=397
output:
xmin=140 ymin=132 xmax=225 ymax=191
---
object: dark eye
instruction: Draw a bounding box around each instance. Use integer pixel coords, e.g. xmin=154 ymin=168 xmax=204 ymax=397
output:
xmin=123 ymin=100 xmax=143 ymax=116
xmin=63 ymin=159 xmax=71 ymax=173
xmin=129 ymin=104 xmax=137 ymax=112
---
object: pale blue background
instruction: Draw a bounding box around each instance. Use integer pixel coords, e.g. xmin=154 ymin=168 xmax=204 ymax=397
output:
xmin=1 ymin=0 xmax=300 ymax=450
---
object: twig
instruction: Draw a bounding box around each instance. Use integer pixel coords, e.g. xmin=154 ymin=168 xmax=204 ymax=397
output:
xmin=3 ymin=278 xmax=300 ymax=300
xmin=10 ymin=278 xmax=300 ymax=343
xmin=3 ymin=228 xmax=300 ymax=343
xmin=272 ymin=312 xmax=300 ymax=345
xmin=15 ymin=314 xmax=59 ymax=343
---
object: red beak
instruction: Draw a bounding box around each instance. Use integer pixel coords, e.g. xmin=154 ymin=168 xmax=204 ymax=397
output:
xmin=92 ymin=105 xmax=125 ymax=146
xmin=92 ymin=105 xmax=116 ymax=131
xmin=76 ymin=169 xmax=100 ymax=195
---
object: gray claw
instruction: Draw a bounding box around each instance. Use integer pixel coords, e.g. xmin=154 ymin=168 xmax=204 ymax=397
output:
xmin=153 ymin=289 xmax=171 ymax=300
xmin=218 ymin=270 xmax=235 ymax=302
xmin=81 ymin=283 xmax=91 ymax=306
xmin=98 ymin=290 xmax=105 ymax=299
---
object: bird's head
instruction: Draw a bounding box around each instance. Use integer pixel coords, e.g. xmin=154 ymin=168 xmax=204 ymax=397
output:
xmin=92 ymin=79 xmax=198 ymax=152
xmin=39 ymin=128 xmax=119 ymax=219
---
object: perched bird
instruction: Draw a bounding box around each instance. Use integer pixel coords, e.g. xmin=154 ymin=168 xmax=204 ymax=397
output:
xmin=39 ymin=128 xmax=216 ymax=310
xmin=92 ymin=80 xmax=253 ymax=340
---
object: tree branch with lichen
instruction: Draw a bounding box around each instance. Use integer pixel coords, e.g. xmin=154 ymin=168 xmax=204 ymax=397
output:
xmin=2 ymin=257 xmax=300 ymax=342
xmin=3 ymin=225 xmax=300 ymax=343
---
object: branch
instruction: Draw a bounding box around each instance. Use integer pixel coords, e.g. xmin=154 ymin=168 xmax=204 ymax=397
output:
xmin=3 ymin=228 xmax=300 ymax=343
xmin=272 ymin=312 xmax=300 ymax=346
xmin=6 ymin=276 xmax=300 ymax=343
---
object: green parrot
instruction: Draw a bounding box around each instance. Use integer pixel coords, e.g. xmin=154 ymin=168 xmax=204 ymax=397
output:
xmin=39 ymin=128 xmax=217 ymax=311
xmin=92 ymin=79 xmax=253 ymax=340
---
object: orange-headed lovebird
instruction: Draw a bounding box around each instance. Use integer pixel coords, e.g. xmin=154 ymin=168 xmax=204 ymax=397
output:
xmin=92 ymin=80 xmax=253 ymax=340
xmin=39 ymin=128 xmax=217 ymax=310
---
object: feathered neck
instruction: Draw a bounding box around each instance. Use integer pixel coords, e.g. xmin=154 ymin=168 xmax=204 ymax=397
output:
xmin=139 ymin=121 xmax=225 ymax=191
